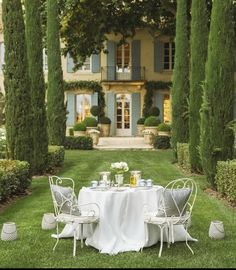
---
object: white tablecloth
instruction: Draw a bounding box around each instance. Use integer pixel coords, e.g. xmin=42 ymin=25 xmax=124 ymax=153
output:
xmin=55 ymin=185 xmax=197 ymax=255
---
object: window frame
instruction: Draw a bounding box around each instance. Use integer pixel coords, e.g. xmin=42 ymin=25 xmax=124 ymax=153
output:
xmin=163 ymin=42 xmax=175 ymax=71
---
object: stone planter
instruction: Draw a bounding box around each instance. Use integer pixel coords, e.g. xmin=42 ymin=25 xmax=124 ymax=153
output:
xmin=144 ymin=126 xmax=158 ymax=136
xmin=89 ymin=133 xmax=99 ymax=145
xmin=158 ymin=131 xmax=171 ymax=137
xmin=86 ymin=126 xmax=98 ymax=135
xmin=144 ymin=133 xmax=153 ymax=145
xmin=74 ymin=130 xmax=86 ymax=137
xmin=137 ymin=124 xmax=144 ymax=137
xmin=41 ymin=213 xmax=56 ymax=230
xmin=99 ymin=124 xmax=110 ymax=137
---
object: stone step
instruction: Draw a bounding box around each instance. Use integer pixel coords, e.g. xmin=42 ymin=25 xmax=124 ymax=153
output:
xmin=94 ymin=136 xmax=153 ymax=150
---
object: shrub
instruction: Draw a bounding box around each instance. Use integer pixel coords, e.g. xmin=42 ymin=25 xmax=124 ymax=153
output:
xmin=0 ymin=127 xmax=6 ymax=159
xmin=99 ymin=116 xmax=111 ymax=125
xmin=64 ymin=136 xmax=93 ymax=150
xmin=176 ymin=143 xmax=190 ymax=172
xmin=144 ymin=116 xmax=161 ymax=127
xmin=157 ymin=123 xmax=171 ymax=132
xmin=46 ymin=145 xmax=65 ymax=173
xmin=137 ymin=117 xmax=145 ymax=125
xmin=69 ymin=128 xmax=74 ymax=136
xmin=0 ymin=159 xmax=31 ymax=202
xmin=73 ymin=122 xmax=86 ymax=131
xmin=83 ymin=117 xmax=98 ymax=127
xmin=153 ymin=136 xmax=171 ymax=149
xmin=148 ymin=106 xmax=160 ymax=117
xmin=215 ymin=160 xmax=236 ymax=204
xmin=90 ymin=105 xmax=101 ymax=117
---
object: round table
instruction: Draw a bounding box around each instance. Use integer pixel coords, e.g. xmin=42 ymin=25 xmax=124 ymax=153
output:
xmin=78 ymin=185 xmax=164 ymax=254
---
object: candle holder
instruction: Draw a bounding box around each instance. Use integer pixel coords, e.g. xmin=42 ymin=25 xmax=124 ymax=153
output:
xmin=99 ymin=171 xmax=111 ymax=186
xmin=1 ymin=222 xmax=17 ymax=241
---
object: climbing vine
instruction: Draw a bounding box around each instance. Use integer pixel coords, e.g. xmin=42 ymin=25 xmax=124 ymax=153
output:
xmin=143 ymin=81 xmax=172 ymax=118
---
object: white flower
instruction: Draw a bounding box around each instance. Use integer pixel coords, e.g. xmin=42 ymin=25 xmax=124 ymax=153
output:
xmin=110 ymin=161 xmax=129 ymax=174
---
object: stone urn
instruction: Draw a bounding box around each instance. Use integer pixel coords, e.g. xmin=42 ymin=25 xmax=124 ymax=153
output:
xmin=137 ymin=124 xmax=144 ymax=137
xmin=88 ymin=129 xmax=100 ymax=145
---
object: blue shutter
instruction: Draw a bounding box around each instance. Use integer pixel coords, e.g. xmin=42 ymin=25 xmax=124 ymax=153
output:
xmin=154 ymin=41 xmax=164 ymax=72
xmin=66 ymin=93 xmax=76 ymax=126
xmin=131 ymin=93 xmax=141 ymax=136
xmin=91 ymin=54 xmax=100 ymax=73
xmin=131 ymin=40 xmax=141 ymax=80
xmin=107 ymin=41 xmax=116 ymax=80
xmin=67 ymin=54 xmax=74 ymax=73
xmin=107 ymin=92 xmax=115 ymax=136
xmin=91 ymin=92 xmax=98 ymax=106
xmin=155 ymin=92 xmax=163 ymax=121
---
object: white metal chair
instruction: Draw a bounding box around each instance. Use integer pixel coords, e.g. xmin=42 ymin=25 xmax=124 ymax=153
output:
xmin=49 ymin=175 xmax=100 ymax=257
xmin=143 ymin=178 xmax=197 ymax=257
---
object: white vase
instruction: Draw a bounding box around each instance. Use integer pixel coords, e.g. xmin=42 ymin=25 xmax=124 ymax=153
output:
xmin=209 ymin=220 xmax=225 ymax=240
xmin=115 ymin=174 xmax=124 ymax=187
xmin=42 ymin=213 xmax=56 ymax=230
xmin=1 ymin=222 xmax=17 ymax=241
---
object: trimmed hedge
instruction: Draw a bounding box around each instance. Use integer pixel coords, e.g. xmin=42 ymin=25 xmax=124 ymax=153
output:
xmin=46 ymin=145 xmax=65 ymax=173
xmin=153 ymin=136 xmax=171 ymax=149
xmin=215 ymin=160 xmax=236 ymax=204
xmin=64 ymin=136 xmax=93 ymax=150
xmin=0 ymin=159 xmax=31 ymax=202
xmin=177 ymin=143 xmax=190 ymax=171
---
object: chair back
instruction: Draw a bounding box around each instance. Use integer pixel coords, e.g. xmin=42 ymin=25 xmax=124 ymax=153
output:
xmin=49 ymin=175 xmax=79 ymax=216
xmin=161 ymin=178 xmax=197 ymax=219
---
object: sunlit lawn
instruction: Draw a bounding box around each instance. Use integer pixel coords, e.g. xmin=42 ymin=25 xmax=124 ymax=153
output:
xmin=0 ymin=150 xmax=235 ymax=268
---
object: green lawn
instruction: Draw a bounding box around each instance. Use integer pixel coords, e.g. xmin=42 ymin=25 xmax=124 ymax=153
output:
xmin=0 ymin=150 xmax=236 ymax=268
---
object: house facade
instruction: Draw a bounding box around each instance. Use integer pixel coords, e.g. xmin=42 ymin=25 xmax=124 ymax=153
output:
xmin=0 ymin=9 xmax=235 ymax=137
xmin=63 ymin=29 xmax=174 ymax=136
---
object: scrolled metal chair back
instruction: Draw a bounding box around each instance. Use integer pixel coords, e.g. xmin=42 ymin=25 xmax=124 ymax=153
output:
xmin=162 ymin=178 xmax=197 ymax=218
xmin=49 ymin=175 xmax=77 ymax=216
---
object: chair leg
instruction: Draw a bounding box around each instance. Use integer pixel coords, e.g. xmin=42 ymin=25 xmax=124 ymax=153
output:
xmin=158 ymin=226 xmax=164 ymax=258
xmin=165 ymin=226 xmax=170 ymax=248
xmin=80 ymin=224 xmax=84 ymax=248
xmin=73 ymin=227 xmax=77 ymax=257
xmin=53 ymin=223 xmax=60 ymax=252
xmin=185 ymin=226 xmax=194 ymax=255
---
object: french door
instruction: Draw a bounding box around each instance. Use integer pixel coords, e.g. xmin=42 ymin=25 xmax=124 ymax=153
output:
xmin=116 ymin=94 xmax=131 ymax=136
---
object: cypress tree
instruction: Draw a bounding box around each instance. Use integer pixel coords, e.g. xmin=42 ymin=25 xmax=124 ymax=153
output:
xmin=46 ymin=0 xmax=66 ymax=145
xmin=25 ymin=0 xmax=48 ymax=174
xmin=200 ymin=0 xmax=235 ymax=187
xmin=171 ymin=0 xmax=190 ymax=157
xmin=189 ymin=0 xmax=208 ymax=172
xmin=2 ymin=0 xmax=33 ymax=164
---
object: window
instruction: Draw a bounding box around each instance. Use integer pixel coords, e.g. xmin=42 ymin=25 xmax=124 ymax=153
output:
xmin=0 ymin=42 xmax=5 ymax=70
xmin=43 ymin=48 xmax=48 ymax=70
xmin=78 ymin=57 xmax=91 ymax=71
xmin=116 ymin=43 xmax=130 ymax=72
xmin=164 ymin=42 xmax=175 ymax=70
xmin=76 ymin=94 xmax=91 ymax=122
xmin=163 ymin=94 xmax=171 ymax=123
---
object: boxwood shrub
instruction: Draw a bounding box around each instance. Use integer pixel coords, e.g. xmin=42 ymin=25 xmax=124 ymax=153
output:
xmin=64 ymin=136 xmax=93 ymax=150
xmin=215 ymin=160 xmax=236 ymax=204
xmin=176 ymin=143 xmax=190 ymax=172
xmin=0 ymin=159 xmax=31 ymax=202
xmin=46 ymin=146 xmax=65 ymax=173
xmin=153 ymin=135 xmax=171 ymax=149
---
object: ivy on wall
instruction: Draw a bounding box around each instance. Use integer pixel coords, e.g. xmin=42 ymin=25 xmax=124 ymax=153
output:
xmin=63 ymin=80 xmax=105 ymax=117
xmin=143 ymin=81 xmax=172 ymax=118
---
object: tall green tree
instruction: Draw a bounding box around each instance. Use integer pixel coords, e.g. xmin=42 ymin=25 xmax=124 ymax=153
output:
xmin=25 ymin=0 xmax=48 ymax=174
xmin=189 ymin=0 xmax=208 ymax=172
xmin=47 ymin=0 xmax=66 ymax=145
xmin=200 ymin=0 xmax=235 ymax=187
xmin=2 ymin=0 xmax=33 ymax=164
xmin=171 ymin=0 xmax=190 ymax=157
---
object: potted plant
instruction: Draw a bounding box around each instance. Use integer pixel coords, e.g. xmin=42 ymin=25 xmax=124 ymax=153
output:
xmin=144 ymin=116 xmax=161 ymax=136
xmin=136 ymin=117 xmax=145 ymax=136
xmin=98 ymin=116 xmax=111 ymax=137
xmin=148 ymin=106 xmax=160 ymax=117
xmin=83 ymin=117 xmax=98 ymax=134
xmin=157 ymin=123 xmax=171 ymax=137
xmin=73 ymin=122 xmax=86 ymax=137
